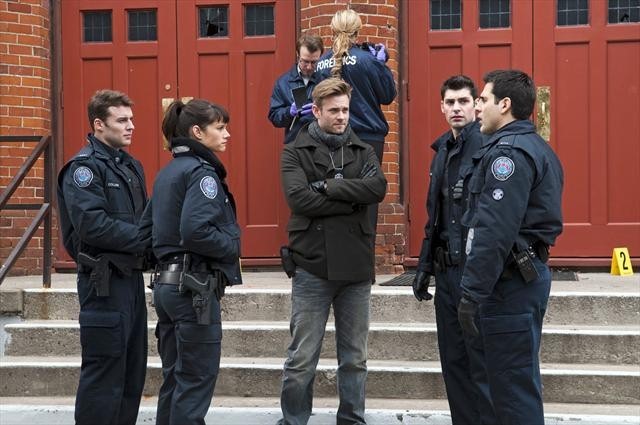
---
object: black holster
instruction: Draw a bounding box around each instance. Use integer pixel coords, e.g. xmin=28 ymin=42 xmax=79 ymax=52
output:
xmin=77 ymin=252 xmax=146 ymax=297
xmin=180 ymin=270 xmax=225 ymax=325
xmin=280 ymin=246 xmax=296 ymax=278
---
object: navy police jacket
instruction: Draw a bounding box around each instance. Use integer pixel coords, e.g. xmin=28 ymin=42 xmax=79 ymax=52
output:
xmin=460 ymin=120 xmax=564 ymax=302
xmin=417 ymin=121 xmax=484 ymax=274
xmin=316 ymin=46 xmax=397 ymax=142
xmin=57 ymin=135 xmax=148 ymax=261
xmin=268 ymin=65 xmax=320 ymax=144
xmin=146 ymin=138 xmax=242 ymax=286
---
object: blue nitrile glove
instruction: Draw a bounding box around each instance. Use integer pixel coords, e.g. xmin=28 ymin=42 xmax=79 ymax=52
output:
xmin=289 ymin=102 xmax=298 ymax=117
xmin=300 ymin=102 xmax=313 ymax=116
xmin=374 ymin=44 xmax=388 ymax=62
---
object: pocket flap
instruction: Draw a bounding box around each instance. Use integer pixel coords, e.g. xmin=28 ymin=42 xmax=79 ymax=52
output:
xmin=177 ymin=322 xmax=221 ymax=344
xmin=79 ymin=310 xmax=120 ymax=328
xmin=482 ymin=313 xmax=531 ymax=335
xmin=287 ymin=216 xmax=311 ymax=232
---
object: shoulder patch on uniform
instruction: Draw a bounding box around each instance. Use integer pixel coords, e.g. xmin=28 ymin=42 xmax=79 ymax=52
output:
xmin=491 ymin=157 xmax=515 ymax=181
xmin=200 ymin=176 xmax=218 ymax=199
xmin=73 ymin=166 xmax=93 ymax=187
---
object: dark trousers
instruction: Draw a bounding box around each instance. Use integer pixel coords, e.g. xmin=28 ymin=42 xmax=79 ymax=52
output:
xmin=434 ymin=265 xmax=496 ymax=425
xmin=75 ymin=271 xmax=148 ymax=425
xmin=360 ymin=139 xmax=384 ymax=273
xmin=153 ymin=283 xmax=222 ymax=425
xmin=476 ymin=258 xmax=552 ymax=425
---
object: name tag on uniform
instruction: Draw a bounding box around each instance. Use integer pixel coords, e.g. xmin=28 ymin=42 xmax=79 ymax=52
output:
xmin=107 ymin=182 xmax=120 ymax=188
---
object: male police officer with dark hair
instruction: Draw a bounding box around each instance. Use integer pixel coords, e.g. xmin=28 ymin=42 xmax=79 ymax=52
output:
xmin=413 ymin=75 xmax=495 ymax=425
xmin=459 ymin=69 xmax=563 ymax=425
xmin=57 ymin=89 xmax=149 ymax=425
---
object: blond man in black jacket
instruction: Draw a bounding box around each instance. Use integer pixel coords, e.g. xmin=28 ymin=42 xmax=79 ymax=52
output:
xmin=278 ymin=78 xmax=387 ymax=425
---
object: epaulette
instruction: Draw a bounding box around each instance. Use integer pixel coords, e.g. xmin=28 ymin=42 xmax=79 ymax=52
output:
xmin=197 ymin=156 xmax=217 ymax=173
xmin=496 ymin=134 xmax=516 ymax=147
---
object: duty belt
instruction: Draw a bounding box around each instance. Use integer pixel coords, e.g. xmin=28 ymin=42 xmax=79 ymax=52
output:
xmin=157 ymin=262 xmax=209 ymax=285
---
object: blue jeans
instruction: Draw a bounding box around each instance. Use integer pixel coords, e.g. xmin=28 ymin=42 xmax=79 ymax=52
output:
xmin=278 ymin=268 xmax=372 ymax=425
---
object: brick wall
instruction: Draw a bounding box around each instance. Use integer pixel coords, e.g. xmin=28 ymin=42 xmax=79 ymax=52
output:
xmin=300 ymin=0 xmax=405 ymax=274
xmin=0 ymin=0 xmax=52 ymax=276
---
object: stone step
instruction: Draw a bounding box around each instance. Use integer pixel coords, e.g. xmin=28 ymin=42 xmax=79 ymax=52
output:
xmin=7 ymin=287 xmax=640 ymax=325
xmin=1 ymin=357 xmax=638 ymax=404
xmin=1 ymin=397 xmax=639 ymax=425
xmin=4 ymin=320 xmax=640 ymax=365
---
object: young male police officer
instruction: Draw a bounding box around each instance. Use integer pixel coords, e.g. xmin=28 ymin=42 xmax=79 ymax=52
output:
xmin=278 ymin=78 xmax=387 ymax=425
xmin=57 ymin=90 xmax=149 ymax=425
xmin=458 ymin=70 xmax=564 ymax=425
xmin=269 ymin=33 xmax=324 ymax=144
xmin=413 ymin=75 xmax=496 ymax=425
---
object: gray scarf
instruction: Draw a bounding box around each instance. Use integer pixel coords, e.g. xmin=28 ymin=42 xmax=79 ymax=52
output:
xmin=308 ymin=121 xmax=352 ymax=151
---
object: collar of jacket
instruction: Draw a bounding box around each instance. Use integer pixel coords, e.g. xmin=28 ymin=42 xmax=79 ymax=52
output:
xmin=87 ymin=133 xmax=132 ymax=163
xmin=287 ymin=64 xmax=319 ymax=84
xmin=430 ymin=120 xmax=480 ymax=152
xmin=293 ymin=123 xmax=369 ymax=171
xmin=472 ymin=120 xmax=537 ymax=160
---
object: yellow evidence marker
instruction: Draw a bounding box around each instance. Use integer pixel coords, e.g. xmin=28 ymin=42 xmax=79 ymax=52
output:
xmin=610 ymin=248 xmax=634 ymax=276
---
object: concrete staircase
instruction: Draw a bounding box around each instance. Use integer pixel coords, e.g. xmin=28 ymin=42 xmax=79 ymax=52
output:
xmin=1 ymin=272 xmax=639 ymax=423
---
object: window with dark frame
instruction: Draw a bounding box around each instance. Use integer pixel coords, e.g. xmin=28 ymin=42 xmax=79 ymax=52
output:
xmin=479 ymin=0 xmax=510 ymax=28
xmin=245 ymin=4 xmax=274 ymax=36
xmin=128 ymin=10 xmax=157 ymax=41
xmin=608 ymin=0 xmax=639 ymax=23
xmin=557 ymin=0 xmax=589 ymax=26
xmin=199 ymin=6 xmax=229 ymax=38
xmin=430 ymin=0 xmax=462 ymax=30
xmin=83 ymin=11 xmax=112 ymax=42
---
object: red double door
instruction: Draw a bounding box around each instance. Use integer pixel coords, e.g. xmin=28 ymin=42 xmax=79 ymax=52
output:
xmin=406 ymin=0 xmax=640 ymax=262
xmin=60 ymin=0 xmax=295 ymax=263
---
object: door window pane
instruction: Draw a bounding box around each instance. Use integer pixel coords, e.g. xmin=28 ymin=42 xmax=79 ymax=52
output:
xmin=430 ymin=0 xmax=462 ymax=30
xmin=245 ymin=4 xmax=274 ymax=36
xmin=83 ymin=11 xmax=112 ymax=42
xmin=608 ymin=0 xmax=640 ymax=23
xmin=199 ymin=6 xmax=229 ymax=37
xmin=557 ymin=0 xmax=589 ymax=26
xmin=479 ymin=0 xmax=510 ymax=28
xmin=128 ymin=10 xmax=157 ymax=41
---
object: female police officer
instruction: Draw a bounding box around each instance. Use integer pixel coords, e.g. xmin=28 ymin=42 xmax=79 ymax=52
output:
xmin=146 ymin=99 xmax=242 ymax=425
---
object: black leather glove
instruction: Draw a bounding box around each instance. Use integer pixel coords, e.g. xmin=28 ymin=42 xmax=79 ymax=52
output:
xmin=358 ymin=162 xmax=377 ymax=179
xmin=309 ymin=180 xmax=327 ymax=194
xmin=458 ymin=295 xmax=480 ymax=337
xmin=412 ymin=270 xmax=433 ymax=301
xmin=452 ymin=178 xmax=464 ymax=200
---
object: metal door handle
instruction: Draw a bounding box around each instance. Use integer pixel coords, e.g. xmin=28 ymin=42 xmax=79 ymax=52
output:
xmin=536 ymin=86 xmax=551 ymax=142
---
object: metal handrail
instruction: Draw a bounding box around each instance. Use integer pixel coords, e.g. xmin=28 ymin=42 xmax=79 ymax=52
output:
xmin=0 ymin=135 xmax=53 ymax=287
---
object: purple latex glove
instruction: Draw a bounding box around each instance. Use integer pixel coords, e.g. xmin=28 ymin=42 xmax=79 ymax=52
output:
xmin=289 ymin=102 xmax=298 ymax=117
xmin=299 ymin=102 xmax=313 ymax=116
xmin=374 ymin=43 xmax=388 ymax=62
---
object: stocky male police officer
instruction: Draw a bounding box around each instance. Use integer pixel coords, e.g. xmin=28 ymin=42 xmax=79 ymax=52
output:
xmin=458 ymin=70 xmax=563 ymax=425
xmin=57 ymin=89 xmax=149 ymax=425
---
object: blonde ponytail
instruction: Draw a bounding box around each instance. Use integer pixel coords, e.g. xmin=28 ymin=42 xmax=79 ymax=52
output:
xmin=330 ymin=10 xmax=362 ymax=78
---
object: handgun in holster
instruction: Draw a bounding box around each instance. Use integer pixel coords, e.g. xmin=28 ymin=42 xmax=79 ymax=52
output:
xmin=179 ymin=254 xmax=225 ymax=325
xmin=77 ymin=252 xmax=111 ymax=297
xmin=280 ymin=246 xmax=296 ymax=278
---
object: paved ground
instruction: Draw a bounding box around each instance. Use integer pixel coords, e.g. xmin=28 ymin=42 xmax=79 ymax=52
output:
xmin=1 ymin=400 xmax=639 ymax=425
xmin=1 ymin=271 xmax=639 ymax=292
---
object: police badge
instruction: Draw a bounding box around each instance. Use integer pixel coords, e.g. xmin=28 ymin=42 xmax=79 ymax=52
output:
xmin=200 ymin=176 xmax=218 ymax=199
xmin=73 ymin=166 xmax=93 ymax=188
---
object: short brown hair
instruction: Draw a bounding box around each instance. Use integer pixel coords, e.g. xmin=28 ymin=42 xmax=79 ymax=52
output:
xmin=88 ymin=89 xmax=133 ymax=131
xmin=296 ymin=33 xmax=324 ymax=55
xmin=312 ymin=78 xmax=352 ymax=108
